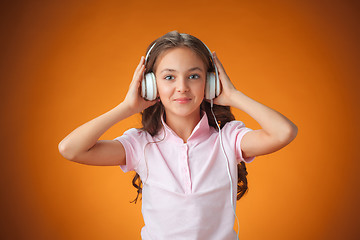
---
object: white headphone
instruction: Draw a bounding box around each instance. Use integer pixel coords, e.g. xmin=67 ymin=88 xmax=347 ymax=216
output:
xmin=141 ymin=41 xmax=221 ymax=101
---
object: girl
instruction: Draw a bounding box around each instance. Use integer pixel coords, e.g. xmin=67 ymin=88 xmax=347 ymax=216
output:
xmin=59 ymin=31 xmax=298 ymax=240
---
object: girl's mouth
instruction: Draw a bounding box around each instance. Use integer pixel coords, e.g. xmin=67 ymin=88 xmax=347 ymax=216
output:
xmin=174 ymin=98 xmax=192 ymax=104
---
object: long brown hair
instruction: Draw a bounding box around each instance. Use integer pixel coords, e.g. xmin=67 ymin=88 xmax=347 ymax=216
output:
xmin=130 ymin=31 xmax=249 ymax=203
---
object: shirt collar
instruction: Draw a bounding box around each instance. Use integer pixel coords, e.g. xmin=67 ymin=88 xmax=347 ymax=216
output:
xmin=159 ymin=111 xmax=212 ymax=144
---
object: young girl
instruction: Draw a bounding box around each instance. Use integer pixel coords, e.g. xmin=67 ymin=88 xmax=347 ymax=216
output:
xmin=59 ymin=31 xmax=297 ymax=240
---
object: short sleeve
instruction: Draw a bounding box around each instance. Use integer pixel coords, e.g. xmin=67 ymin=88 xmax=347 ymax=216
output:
xmin=113 ymin=128 xmax=147 ymax=173
xmin=222 ymin=121 xmax=255 ymax=164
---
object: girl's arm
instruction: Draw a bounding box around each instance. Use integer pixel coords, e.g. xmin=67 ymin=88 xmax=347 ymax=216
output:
xmin=58 ymin=56 xmax=157 ymax=166
xmin=212 ymin=52 xmax=298 ymax=158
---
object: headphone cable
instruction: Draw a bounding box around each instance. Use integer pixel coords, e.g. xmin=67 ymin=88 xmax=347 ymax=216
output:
xmin=210 ymin=100 xmax=240 ymax=240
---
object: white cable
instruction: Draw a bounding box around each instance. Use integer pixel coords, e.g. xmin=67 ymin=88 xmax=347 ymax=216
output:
xmin=210 ymin=100 xmax=240 ymax=240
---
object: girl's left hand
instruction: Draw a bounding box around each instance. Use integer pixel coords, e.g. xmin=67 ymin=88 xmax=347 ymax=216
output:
xmin=212 ymin=52 xmax=238 ymax=106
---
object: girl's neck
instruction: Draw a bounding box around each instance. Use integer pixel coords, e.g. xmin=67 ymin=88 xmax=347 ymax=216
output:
xmin=164 ymin=110 xmax=202 ymax=143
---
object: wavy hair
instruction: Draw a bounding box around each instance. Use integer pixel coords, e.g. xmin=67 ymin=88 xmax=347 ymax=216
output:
xmin=130 ymin=31 xmax=249 ymax=203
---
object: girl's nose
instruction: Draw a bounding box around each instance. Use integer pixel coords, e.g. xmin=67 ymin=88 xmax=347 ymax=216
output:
xmin=176 ymin=77 xmax=189 ymax=93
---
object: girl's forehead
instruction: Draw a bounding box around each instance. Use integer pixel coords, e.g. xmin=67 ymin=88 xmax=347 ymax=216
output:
xmin=154 ymin=47 xmax=206 ymax=73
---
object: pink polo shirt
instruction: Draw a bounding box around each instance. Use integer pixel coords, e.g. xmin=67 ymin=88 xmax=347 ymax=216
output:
xmin=114 ymin=113 xmax=255 ymax=240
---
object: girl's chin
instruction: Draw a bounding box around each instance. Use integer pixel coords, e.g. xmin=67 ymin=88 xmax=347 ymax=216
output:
xmin=164 ymin=107 xmax=202 ymax=118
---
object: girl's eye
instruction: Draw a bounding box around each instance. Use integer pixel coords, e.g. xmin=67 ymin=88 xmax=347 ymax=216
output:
xmin=189 ymin=74 xmax=200 ymax=79
xmin=164 ymin=75 xmax=174 ymax=80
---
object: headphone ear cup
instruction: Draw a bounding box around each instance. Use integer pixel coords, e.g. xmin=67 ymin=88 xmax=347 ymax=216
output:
xmin=141 ymin=75 xmax=147 ymax=99
xmin=215 ymin=72 xmax=220 ymax=97
xmin=205 ymin=72 xmax=216 ymax=100
xmin=150 ymin=72 xmax=157 ymax=100
xmin=144 ymin=72 xmax=157 ymax=100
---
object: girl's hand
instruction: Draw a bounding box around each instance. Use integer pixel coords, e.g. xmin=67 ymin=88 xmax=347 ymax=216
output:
xmin=212 ymin=52 xmax=238 ymax=106
xmin=123 ymin=56 xmax=158 ymax=114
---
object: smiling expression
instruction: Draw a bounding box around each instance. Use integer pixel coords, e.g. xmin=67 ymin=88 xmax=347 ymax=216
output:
xmin=154 ymin=47 xmax=207 ymax=119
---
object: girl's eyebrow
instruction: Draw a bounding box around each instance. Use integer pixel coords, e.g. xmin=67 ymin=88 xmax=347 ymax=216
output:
xmin=160 ymin=68 xmax=176 ymax=73
xmin=160 ymin=67 xmax=204 ymax=73
xmin=188 ymin=67 xmax=203 ymax=72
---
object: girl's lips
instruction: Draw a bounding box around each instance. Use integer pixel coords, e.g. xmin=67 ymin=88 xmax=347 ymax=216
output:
xmin=174 ymin=98 xmax=191 ymax=104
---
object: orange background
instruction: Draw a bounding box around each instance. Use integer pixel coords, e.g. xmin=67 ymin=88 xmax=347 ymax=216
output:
xmin=1 ymin=0 xmax=359 ymax=239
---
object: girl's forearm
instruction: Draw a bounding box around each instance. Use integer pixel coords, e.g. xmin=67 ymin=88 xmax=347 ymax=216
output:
xmin=58 ymin=102 xmax=134 ymax=159
xmin=229 ymin=90 xmax=298 ymax=142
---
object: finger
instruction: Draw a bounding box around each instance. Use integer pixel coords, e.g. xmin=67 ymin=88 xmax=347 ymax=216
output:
xmin=214 ymin=53 xmax=230 ymax=82
xmin=137 ymin=56 xmax=145 ymax=69
xmin=130 ymin=64 xmax=145 ymax=90
xmin=137 ymin=64 xmax=145 ymax=80
xmin=134 ymin=61 xmax=145 ymax=81
xmin=213 ymin=52 xmax=225 ymax=73
xmin=136 ymin=65 xmax=145 ymax=85
xmin=132 ymin=56 xmax=145 ymax=79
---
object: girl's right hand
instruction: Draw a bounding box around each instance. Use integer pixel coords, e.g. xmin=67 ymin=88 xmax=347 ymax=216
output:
xmin=123 ymin=56 xmax=158 ymax=114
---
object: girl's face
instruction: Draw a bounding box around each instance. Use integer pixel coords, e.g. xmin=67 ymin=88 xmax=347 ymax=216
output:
xmin=154 ymin=47 xmax=207 ymax=119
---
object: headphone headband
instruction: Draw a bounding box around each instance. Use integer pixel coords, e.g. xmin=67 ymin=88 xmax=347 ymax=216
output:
xmin=145 ymin=39 xmax=218 ymax=77
xmin=145 ymin=42 xmax=157 ymax=62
